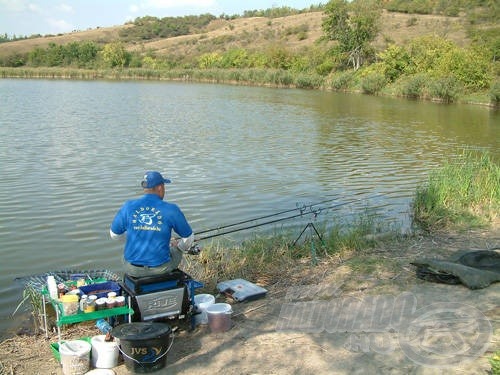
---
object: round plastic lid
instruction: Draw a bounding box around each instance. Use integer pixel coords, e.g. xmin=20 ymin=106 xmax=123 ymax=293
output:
xmin=111 ymin=322 xmax=172 ymax=340
xmin=85 ymin=370 xmax=116 ymax=375
xmin=194 ymin=294 xmax=215 ymax=304
xmin=206 ymin=303 xmax=232 ymax=314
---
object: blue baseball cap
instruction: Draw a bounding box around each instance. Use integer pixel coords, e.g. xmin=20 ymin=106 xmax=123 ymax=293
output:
xmin=141 ymin=171 xmax=171 ymax=188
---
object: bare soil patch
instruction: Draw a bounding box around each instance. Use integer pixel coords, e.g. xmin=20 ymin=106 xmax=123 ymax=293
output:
xmin=1 ymin=227 xmax=498 ymax=374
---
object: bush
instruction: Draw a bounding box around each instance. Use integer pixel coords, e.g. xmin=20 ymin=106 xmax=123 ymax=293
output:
xmin=297 ymin=31 xmax=308 ymax=41
xmin=400 ymin=73 xmax=428 ymax=99
xmin=198 ymin=52 xmax=222 ymax=69
xmin=294 ymin=73 xmax=324 ymax=89
xmin=489 ymin=81 xmax=500 ymax=106
xmin=428 ymin=76 xmax=461 ymax=102
xmin=438 ymin=47 xmax=492 ymax=91
xmin=329 ymin=71 xmax=354 ymax=91
xmin=379 ymin=44 xmax=411 ymax=82
xmin=361 ymin=72 xmax=386 ymax=94
xmin=315 ymin=60 xmax=334 ymax=76
xmin=220 ymin=48 xmax=250 ymax=68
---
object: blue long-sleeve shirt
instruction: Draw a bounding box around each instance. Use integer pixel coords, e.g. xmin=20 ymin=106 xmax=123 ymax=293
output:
xmin=110 ymin=194 xmax=192 ymax=266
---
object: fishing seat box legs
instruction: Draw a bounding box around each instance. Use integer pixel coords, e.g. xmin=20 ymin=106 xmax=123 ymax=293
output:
xmin=121 ymin=270 xmax=201 ymax=322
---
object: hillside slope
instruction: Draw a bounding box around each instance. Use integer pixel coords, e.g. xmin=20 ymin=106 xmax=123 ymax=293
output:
xmin=0 ymin=10 xmax=469 ymax=59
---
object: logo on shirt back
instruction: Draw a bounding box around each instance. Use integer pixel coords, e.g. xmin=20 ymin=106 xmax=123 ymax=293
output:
xmin=133 ymin=207 xmax=163 ymax=231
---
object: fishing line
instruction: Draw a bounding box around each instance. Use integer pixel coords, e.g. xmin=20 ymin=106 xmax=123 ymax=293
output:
xmin=195 ymin=196 xmax=342 ymax=236
xmin=195 ymin=193 xmax=385 ymax=241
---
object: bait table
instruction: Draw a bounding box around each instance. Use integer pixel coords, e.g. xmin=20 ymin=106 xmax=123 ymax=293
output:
xmin=42 ymin=291 xmax=133 ymax=342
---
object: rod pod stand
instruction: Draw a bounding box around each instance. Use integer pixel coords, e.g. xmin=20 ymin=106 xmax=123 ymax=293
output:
xmin=292 ymin=215 xmax=325 ymax=266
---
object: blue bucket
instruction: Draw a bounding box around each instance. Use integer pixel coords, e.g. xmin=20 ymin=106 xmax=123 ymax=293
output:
xmin=112 ymin=322 xmax=173 ymax=373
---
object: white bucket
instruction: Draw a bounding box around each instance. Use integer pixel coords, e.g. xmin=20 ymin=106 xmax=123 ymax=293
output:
xmin=194 ymin=294 xmax=215 ymax=325
xmin=91 ymin=335 xmax=119 ymax=369
xmin=59 ymin=340 xmax=91 ymax=375
xmin=206 ymin=303 xmax=232 ymax=333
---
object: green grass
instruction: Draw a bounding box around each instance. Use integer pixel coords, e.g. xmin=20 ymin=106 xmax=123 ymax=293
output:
xmin=413 ymin=149 xmax=499 ymax=231
xmin=490 ymin=350 xmax=500 ymax=375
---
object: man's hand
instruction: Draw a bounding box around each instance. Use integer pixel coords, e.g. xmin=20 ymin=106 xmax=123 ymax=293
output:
xmin=187 ymin=244 xmax=201 ymax=255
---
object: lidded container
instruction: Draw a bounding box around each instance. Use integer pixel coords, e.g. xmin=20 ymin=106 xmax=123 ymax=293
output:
xmin=59 ymin=340 xmax=91 ymax=375
xmin=85 ymin=295 xmax=97 ymax=313
xmin=47 ymin=275 xmax=58 ymax=300
xmin=60 ymin=294 xmax=79 ymax=315
xmin=95 ymin=298 xmax=107 ymax=311
xmin=105 ymin=298 xmax=116 ymax=309
xmin=115 ymin=296 xmax=126 ymax=307
xmin=112 ymin=322 xmax=173 ymax=373
xmin=206 ymin=303 xmax=233 ymax=333
xmin=79 ymin=295 xmax=88 ymax=313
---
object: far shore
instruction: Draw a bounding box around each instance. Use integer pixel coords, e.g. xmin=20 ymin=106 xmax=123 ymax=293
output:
xmin=0 ymin=66 xmax=496 ymax=109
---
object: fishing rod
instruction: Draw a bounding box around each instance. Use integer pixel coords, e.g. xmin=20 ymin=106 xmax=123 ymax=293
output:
xmin=195 ymin=196 xmax=342 ymax=236
xmin=195 ymin=193 xmax=385 ymax=242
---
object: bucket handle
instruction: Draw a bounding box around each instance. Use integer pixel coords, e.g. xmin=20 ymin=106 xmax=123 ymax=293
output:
xmin=117 ymin=332 xmax=175 ymax=365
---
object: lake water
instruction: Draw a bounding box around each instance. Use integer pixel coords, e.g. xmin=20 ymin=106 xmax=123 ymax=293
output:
xmin=0 ymin=78 xmax=498 ymax=337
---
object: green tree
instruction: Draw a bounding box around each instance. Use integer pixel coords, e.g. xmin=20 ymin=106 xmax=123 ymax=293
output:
xmin=0 ymin=33 xmax=9 ymax=43
xmin=45 ymin=42 xmax=64 ymax=66
xmin=378 ymin=44 xmax=411 ymax=81
xmin=100 ymin=42 xmax=130 ymax=68
xmin=198 ymin=52 xmax=222 ymax=69
xmin=438 ymin=47 xmax=492 ymax=90
xmin=220 ymin=49 xmax=250 ymax=68
xmin=406 ymin=35 xmax=455 ymax=74
xmin=27 ymin=47 xmax=46 ymax=67
xmin=76 ymin=41 xmax=99 ymax=67
xmin=322 ymin=0 xmax=382 ymax=70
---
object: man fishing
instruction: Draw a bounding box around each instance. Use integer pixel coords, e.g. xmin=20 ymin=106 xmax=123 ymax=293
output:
xmin=110 ymin=171 xmax=194 ymax=278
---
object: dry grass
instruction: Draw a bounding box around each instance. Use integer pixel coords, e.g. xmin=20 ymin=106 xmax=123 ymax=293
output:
xmin=0 ymin=10 xmax=470 ymax=60
xmin=0 ymin=25 xmax=129 ymax=57
xmin=181 ymin=237 xmax=308 ymax=292
xmin=128 ymin=10 xmax=470 ymax=59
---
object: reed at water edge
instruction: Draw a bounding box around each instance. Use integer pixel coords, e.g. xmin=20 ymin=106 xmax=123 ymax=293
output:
xmin=413 ymin=149 xmax=499 ymax=232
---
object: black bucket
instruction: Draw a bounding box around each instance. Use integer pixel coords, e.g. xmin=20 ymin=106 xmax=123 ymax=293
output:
xmin=112 ymin=322 xmax=173 ymax=373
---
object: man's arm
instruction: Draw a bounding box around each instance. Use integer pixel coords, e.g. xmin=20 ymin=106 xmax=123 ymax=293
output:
xmin=173 ymin=233 xmax=194 ymax=252
xmin=110 ymin=229 xmax=126 ymax=241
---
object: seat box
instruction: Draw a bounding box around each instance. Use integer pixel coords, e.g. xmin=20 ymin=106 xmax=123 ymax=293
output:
xmin=121 ymin=270 xmax=202 ymax=322
xmin=135 ymin=286 xmax=187 ymax=321
xmin=123 ymin=270 xmax=188 ymax=294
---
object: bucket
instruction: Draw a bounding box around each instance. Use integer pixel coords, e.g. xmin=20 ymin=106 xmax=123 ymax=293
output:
xmin=111 ymin=322 xmax=173 ymax=374
xmin=91 ymin=335 xmax=119 ymax=369
xmin=194 ymin=294 xmax=215 ymax=325
xmin=206 ymin=303 xmax=233 ymax=333
xmin=59 ymin=340 xmax=91 ymax=375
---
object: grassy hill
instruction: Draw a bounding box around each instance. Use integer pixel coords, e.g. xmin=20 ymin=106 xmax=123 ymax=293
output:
xmin=0 ymin=10 xmax=469 ymax=61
